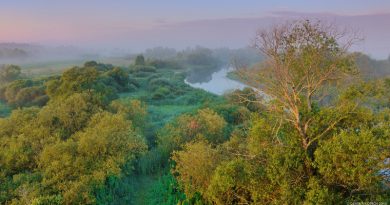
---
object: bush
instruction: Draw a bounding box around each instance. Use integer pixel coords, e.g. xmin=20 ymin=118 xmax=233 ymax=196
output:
xmin=131 ymin=65 xmax=156 ymax=73
xmin=13 ymin=86 xmax=47 ymax=107
xmin=0 ymin=64 xmax=21 ymax=84
xmin=127 ymin=84 xmax=138 ymax=92
xmin=152 ymin=87 xmax=171 ymax=100
xmin=135 ymin=55 xmax=145 ymax=65
xmin=175 ymin=89 xmax=214 ymax=105
xmin=31 ymin=195 xmax=63 ymax=205
xmin=128 ymin=78 xmax=140 ymax=87
xmin=149 ymin=78 xmax=172 ymax=91
xmin=146 ymin=74 xmax=163 ymax=82
xmin=133 ymin=71 xmax=153 ymax=78
xmin=31 ymin=95 xmax=50 ymax=107
xmin=0 ymin=79 xmax=48 ymax=107
xmin=212 ymin=104 xmax=251 ymax=125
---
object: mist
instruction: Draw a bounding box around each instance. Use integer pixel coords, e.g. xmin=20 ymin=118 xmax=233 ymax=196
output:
xmin=2 ymin=12 xmax=390 ymax=61
xmin=1 ymin=2 xmax=390 ymax=204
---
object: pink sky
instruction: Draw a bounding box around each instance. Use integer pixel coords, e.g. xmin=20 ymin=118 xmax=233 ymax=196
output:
xmin=1 ymin=2 xmax=389 ymax=58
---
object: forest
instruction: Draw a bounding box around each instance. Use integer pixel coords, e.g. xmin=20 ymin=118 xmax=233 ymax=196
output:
xmin=0 ymin=20 xmax=389 ymax=205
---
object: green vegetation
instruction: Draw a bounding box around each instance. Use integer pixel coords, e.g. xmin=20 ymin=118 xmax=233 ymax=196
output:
xmin=0 ymin=61 xmax=151 ymax=204
xmin=0 ymin=101 xmax=10 ymax=117
xmin=0 ymin=57 xmax=224 ymax=204
xmin=169 ymin=20 xmax=390 ymax=204
xmin=229 ymin=51 xmax=390 ymax=84
xmin=0 ymin=20 xmax=389 ymax=205
xmin=355 ymin=52 xmax=390 ymax=79
xmin=0 ymin=64 xmax=21 ymax=84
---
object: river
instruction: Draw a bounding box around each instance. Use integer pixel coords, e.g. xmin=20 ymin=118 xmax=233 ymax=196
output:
xmin=184 ymin=67 xmax=247 ymax=95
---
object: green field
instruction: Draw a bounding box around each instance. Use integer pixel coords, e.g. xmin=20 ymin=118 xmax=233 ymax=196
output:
xmin=20 ymin=57 xmax=133 ymax=77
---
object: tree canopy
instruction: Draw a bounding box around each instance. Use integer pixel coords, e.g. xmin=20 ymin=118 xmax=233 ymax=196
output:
xmin=0 ymin=20 xmax=389 ymax=205
xmin=171 ymin=20 xmax=390 ymax=204
xmin=0 ymin=65 xmax=21 ymax=85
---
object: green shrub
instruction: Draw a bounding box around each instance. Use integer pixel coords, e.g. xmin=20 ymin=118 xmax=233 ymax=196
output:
xmin=128 ymin=84 xmax=138 ymax=92
xmin=134 ymin=71 xmax=153 ymax=78
xmin=147 ymin=74 xmax=163 ymax=82
xmin=31 ymin=195 xmax=63 ymax=205
xmin=146 ymin=173 xmax=186 ymax=205
xmin=135 ymin=55 xmax=145 ymax=65
xmin=0 ymin=79 xmax=48 ymax=107
xmin=149 ymin=78 xmax=172 ymax=91
xmin=132 ymin=65 xmax=157 ymax=73
xmin=152 ymin=87 xmax=170 ymax=100
xmin=128 ymin=78 xmax=140 ymax=88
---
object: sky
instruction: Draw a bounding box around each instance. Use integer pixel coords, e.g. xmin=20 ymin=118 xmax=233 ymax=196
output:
xmin=1 ymin=0 xmax=390 ymax=58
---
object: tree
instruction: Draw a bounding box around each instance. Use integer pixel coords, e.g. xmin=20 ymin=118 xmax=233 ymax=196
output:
xmin=135 ymin=55 xmax=145 ymax=66
xmin=0 ymin=65 xmax=21 ymax=85
xmin=45 ymin=63 xmax=129 ymax=105
xmin=207 ymin=159 xmax=253 ymax=205
xmin=171 ymin=20 xmax=389 ymax=204
xmin=0 ymin=62 xmax=148 ymax=205
xmin=0 ymin=79 xmax=48 ymax=107
xmin=315 ymin=130 xmax=388 ymax=197
xmin=172 ymin=140 xmax=222 ymax=200
xmin=241 ymin=19 xmax=359 ymax=153
xmin=233 ymin=19 xmax=389 ymax=202
xmin=38 ymin=112 xmax=147 ymax=204
xmin=109 ymin=99 xmax=148 ymax=132
xmin=157 ymin=108 xmax=227 ymax=157
xmin=39 ymin=93 xmax=99 ymax=139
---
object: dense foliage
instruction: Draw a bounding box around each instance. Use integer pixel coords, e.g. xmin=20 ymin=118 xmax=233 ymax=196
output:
xmin=0 ymin=58 xmax=226 ymax=204
xmin=0 ymin=65 xmax=21 ymax=84
xmin=0 ymin=20 xmax=389 ymax=205
xmin=0 ymin=62 xmax=152 ymax=204
xmin=169 ymin=20 xmax=390 ymax=204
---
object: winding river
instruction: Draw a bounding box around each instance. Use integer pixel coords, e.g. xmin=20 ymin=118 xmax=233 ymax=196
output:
xmin=185 ymin=67 xmax=247 ymax=95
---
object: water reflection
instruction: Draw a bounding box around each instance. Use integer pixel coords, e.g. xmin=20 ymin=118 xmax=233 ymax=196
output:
xmin=185 ymin=67 xmax=247 ymax=95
